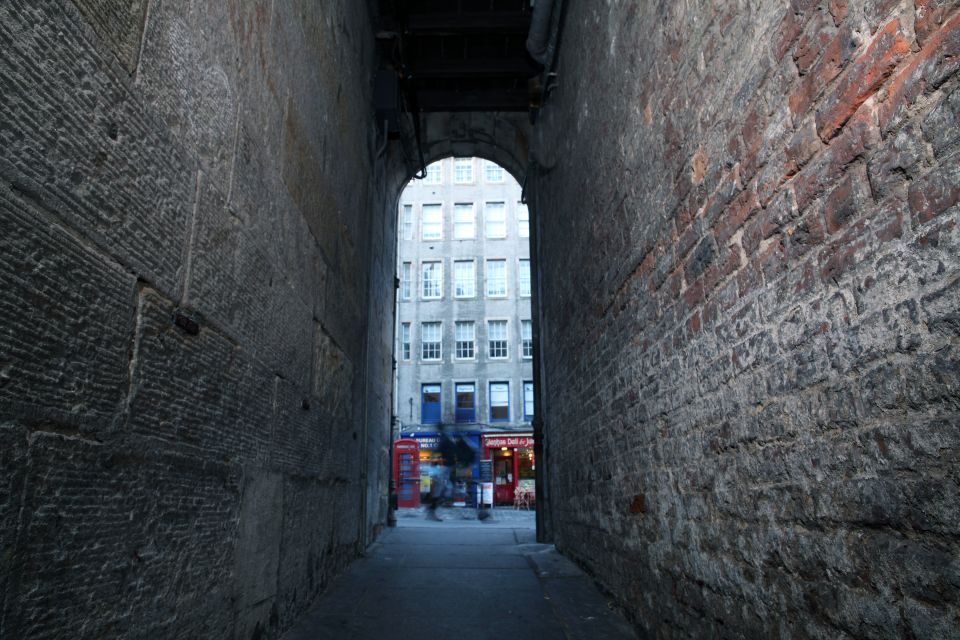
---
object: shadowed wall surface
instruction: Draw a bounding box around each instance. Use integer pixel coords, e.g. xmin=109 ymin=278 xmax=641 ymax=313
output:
xmin=0 ymin=1 xmax=394 ymax=638
xmin=529 ymin=1 xmax=959 ymax=637
xmin=1 ymin=0 xmax=958 ymax=638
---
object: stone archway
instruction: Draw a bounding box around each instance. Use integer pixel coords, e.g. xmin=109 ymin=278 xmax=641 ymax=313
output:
xmin=385 ymin=111 xmax=532 ymax=207
xmin=381 ymin=109 xmax=553 ymax=540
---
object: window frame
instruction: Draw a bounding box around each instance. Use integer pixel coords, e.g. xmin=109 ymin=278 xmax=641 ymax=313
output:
xmin=455 ymin=320 xmax=476 ymax=360
xmin=453 ymin=203 xmax=476 ymax=239
xmin=421 ymin=204 xmax=443 ymax=241
xmin=453 ymin=158 xmax=474 ymax=184
xmin=521 ymin=319 xmax=533 ymax=360
xmin=489 ymin=381 xmax=510 ymax=423
xmin=484 ymin=161 xmax=505 ymax=183
xmin=453 ymin=259 xmax=476 ymax=299
xmin=487 ymin=318 xmax=509 ymax=360
xmin=484 ymin=202 xmax=507 ymax=239
xmin=420 ymin=321 xmax=442 ymax=361
xmin=455 ymin=381 xmax=477 ymax=424
xmin=518 ymin=259 xmax=531 ymax=298
xmin=400 ymin=261 xmax=412 ymax=300
xmin=400 ymin=322 xmax=411 ymax=361
xmin=401 ymin=204 xmax=414 ymax=240
xmin=421 ymin=260 xmax=443 ymax=300
xmin=485 ymin=259 xmax=508 ymax=298
xmin=423 ymin=162 xmax=442 ymax=184
xmin=517 ymin=203 xmax=529 ymax=238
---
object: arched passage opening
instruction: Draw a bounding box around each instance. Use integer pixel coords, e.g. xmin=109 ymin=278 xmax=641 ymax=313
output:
xmin=383 ymin=113 xmax=552 ymax=538
xmin=5 ymin=1 xmax=955 ymax=637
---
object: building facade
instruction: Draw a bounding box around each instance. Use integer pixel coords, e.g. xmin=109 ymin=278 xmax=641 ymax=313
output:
xmin=395 ymin=157 xmax=535 ymax=506
xmin=395 ymin=157 xmax=533 ymax=434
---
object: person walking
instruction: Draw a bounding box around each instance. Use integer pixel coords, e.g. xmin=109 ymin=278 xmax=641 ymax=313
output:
xmin=426 ymin=425 xmax=457 ymax=521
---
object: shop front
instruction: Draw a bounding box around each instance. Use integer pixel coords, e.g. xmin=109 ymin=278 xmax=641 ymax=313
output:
xmin=481 ymin=433 xmax=534 ymax=506
xmin=398 ymin=430 xmax=481 ymax=506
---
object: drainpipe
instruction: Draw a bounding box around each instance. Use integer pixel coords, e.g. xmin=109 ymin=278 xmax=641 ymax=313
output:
xmin=526 ymin=0 xmax=557 ymax=65
xmin=526 ymin=162 xmax=552 ymax=544
xmin=528 ymin=0 xmax=566 ymax=67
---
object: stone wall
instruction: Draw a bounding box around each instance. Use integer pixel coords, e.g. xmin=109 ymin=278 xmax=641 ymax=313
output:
xmin=531 ymin=1 xmax=959 ymax=637
xmin=0 ymin=1 xmax=392 ymax=638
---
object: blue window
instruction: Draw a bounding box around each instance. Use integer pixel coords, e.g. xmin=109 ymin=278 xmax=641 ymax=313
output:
xmin=421 ymin=384 xmax=441 ymax=424
xmin=489 ymin=382 xmax=509 ymax=422
xmin=455 ymin=383 xmax=476 ymax=423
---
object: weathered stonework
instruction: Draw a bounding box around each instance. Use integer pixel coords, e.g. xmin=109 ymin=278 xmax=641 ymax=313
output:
xmin=530 ymin=1 xmax=959 ymax=638
xmin=0 ymin=1 xmax=393 ymax=638
xmin=3 ymin=0 xmax=957 ymax=637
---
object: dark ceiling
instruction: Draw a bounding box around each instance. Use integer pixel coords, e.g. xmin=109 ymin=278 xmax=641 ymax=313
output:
xmin=376 ymin=0 xmax=542 ymax=113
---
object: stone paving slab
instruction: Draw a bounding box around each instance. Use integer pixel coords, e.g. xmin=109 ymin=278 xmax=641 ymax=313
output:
xmin=282 ymin=510 xmax=636 ymax=640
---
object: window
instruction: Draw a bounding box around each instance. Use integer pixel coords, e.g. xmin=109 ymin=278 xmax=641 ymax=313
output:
xmin=485 ymin=202 xmax=506 ymax=238
xmin=523 ymin=381 xmax=534 ymax=421
xmin=454 ymin=158 xmax=473 ymax=183
xmin=424 ymin=162 xmax=442 ymax=184
xmin=521 ymin=320 xmax=533 ymax=359
xmin=454 ymin=203 xmax=475 ymax=239
xmin=421 ymin=384 xmax=441 ymax=424
xmin=422 ymin=204 xmax=442 ymax=240
xmin=400 ymin=262 xmax=412 ymax=300
xmin=489 ymin=382 xmax=509 ymax=422
xmin=422 ymin=261 xmax=442 ymax=299
xmin=485 ymin=161 xmax=504 ymax=183
xmin=486 ymin=259 xmax=507 ymax=297
xmin=455 ymin=383 xmax=476 ymax=423
xmin=488 ymin=320 xmax=508 ymax=359
xmin=517 ymin=203 xmax=529 ymax=238
xmin=518 ymin=259 xmax=531 ymax=297
xmin=454 ymin=260 xmax=476 ymax=298
xmin=400 ymin=323 xmax=411 ymax=361
xmin=455 ymin=321 xmax=475 ymax=359
xmin=402 ymin=204 xmax=414 ymax=240
xmin=421 ymin=322 xmax=441 ymax=360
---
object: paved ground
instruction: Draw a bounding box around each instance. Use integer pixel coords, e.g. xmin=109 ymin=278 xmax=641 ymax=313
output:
xmin=282 ymin=508 xmax=637 ymax=639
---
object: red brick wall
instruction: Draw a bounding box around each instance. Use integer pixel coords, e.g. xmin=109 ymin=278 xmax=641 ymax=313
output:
xmin=532 ymin=1 xmax=959 ymax=636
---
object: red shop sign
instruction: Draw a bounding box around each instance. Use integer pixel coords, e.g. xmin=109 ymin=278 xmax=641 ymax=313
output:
xmin=483 ymin=434 xmax=533 ymax=449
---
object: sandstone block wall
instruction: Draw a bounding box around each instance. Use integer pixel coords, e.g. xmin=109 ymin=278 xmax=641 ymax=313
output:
xmin=531 ymin=1 xmax=959 ymax=637
xmin=0 ymin=1 xmax=392 ymax=638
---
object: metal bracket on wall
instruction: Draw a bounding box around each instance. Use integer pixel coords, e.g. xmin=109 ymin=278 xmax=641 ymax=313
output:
xmin=173 ymin=310 xmax=200 ymax=335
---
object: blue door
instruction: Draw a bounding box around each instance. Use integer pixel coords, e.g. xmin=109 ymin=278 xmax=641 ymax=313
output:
xmin=421 ymin=384 xmax=441 ymax=424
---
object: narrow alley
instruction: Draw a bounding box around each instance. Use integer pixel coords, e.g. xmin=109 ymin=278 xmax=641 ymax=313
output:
xmin=1 ymin=0 xmax=958 ymax=638
xmin=283 ymin=509 xmax=635 ymax=639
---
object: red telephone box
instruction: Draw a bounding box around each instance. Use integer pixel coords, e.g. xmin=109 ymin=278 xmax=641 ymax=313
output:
xmin=392 ymin=438 xmax=421 ymax=508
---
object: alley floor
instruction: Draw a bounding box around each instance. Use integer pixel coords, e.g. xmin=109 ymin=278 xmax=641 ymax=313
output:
xmin=282 ymin=508 xmax=637 ymax=639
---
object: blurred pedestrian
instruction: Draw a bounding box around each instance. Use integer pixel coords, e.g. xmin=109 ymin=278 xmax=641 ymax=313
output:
xmin=426 ymin=425 xmax=457 ymax=521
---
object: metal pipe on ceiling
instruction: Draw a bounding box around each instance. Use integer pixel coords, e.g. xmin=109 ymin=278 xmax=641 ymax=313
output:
xmin=525 ymin=0 xmax=556 ymax=65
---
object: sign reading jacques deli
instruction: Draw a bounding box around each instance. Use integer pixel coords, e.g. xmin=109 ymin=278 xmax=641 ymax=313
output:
xmin=483 ymin=434 xmax=533 ymax=448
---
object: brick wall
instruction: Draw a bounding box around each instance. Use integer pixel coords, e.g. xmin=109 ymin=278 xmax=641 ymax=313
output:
xmin=531 ymin=1 xmax=959 ymax=637
xmin=0 ymin=1 xmax=392 ymax=638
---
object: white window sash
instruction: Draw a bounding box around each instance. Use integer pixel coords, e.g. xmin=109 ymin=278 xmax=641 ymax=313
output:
xmin=454 ymin=205 xmax=475 ymax=239
xmin=422 ymin=262 xmax=442 ymax=299
xmin=422 ymin=205 xmax=442 ymax=240
xmin=486 ymin=260 xmax=507 ymax=297
xmin=454 ymin=261 xmax=475 ymax=298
